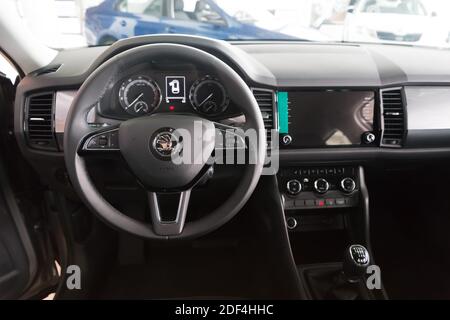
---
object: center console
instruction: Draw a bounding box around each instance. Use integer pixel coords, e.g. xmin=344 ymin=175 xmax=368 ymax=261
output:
xmin=278 ymin=166 xmax=385 ymax=299
xmin=279 ymin=166 xmax=360 ymax=232
xmin=272 ymin=88 xmax=387 ymax=299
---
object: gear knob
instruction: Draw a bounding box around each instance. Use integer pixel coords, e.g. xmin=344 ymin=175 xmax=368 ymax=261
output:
xmin=343 ymin=244 xmax=370 ymax=282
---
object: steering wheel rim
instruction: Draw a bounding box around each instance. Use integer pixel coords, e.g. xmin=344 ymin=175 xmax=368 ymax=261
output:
xmin=64 ymin=43 xmax=266 ymax=240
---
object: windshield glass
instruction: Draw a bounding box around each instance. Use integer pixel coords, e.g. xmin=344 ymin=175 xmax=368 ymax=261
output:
xmin=360 ymin=0 xmax=427 ymax=15
xmin=14 ymin=0 xmax=450 ymax=49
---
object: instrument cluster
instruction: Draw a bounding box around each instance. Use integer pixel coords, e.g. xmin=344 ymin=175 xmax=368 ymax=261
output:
xmin=97 ymin=62 xmax=238 ymax=120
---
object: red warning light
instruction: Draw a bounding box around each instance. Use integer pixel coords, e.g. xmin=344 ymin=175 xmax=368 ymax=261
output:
xmin=169 ymin=105 xmax=175 ymax=111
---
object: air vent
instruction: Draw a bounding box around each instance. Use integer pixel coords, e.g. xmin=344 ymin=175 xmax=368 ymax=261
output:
xmin=33 ymin=64 xmax=61 ymax=76
xmin=25 ymin=92 xmax=58 ymax=150
xmin=252 ymin=89 xmax=276 ymax=149
xmin=381 ymin=88 xmax=406 ymax=147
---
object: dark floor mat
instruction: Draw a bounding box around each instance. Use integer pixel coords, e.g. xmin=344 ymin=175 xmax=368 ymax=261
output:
xmin=96 ymin=242 xmax=272 ymax=299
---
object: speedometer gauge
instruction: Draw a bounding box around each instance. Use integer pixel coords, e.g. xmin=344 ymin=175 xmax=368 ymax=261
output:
xmin=189 ymin=76 xmax=229 ymax=116
xmin=118 ymin=75 xmax=161 ymax=116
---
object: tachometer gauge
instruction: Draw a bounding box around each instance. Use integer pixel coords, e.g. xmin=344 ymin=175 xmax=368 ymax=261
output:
xmin=118 ymin=75 xmax=161 ymax=116
xmin=189 ymin=76 xmax=229 ymax=116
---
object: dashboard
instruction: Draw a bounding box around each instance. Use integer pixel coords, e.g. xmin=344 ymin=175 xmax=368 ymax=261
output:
xmin=13 ymin=35 xmax=450 ymax=171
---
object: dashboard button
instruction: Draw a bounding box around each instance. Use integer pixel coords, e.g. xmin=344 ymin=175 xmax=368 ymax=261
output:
xmin=362 ymin=131 xmax=376 ymax=144
xmin=281 ymin=134 xmax=293 ymax=146
xmin=301 ymin=169 xmax=310 ymax=175
xmin=336 ymin=198 xmax=345 ymax=205
xmin=305 ymin=200 xmax=315 ymax=207
xmin=316 ymin=199 xmax=325 ymax=207
xmin=295 ymin=199 xmax=305 ymax=207
xmin=286 ymin=217 xmax=298 ymax=230
xmin=285 ymin=200 xmax=294 ymax=208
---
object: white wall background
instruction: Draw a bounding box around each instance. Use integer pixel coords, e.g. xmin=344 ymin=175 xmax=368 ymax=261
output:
xmin=16 ymin=0 xmax=102 ymax=48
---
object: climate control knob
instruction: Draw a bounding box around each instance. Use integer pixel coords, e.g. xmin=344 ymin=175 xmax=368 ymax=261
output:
xmin=341 ymin=177 xmax=356 ymax=193
xmin=314 ymin=178 xmax=329 ymax=194
xmin=286 ymin=179 xmax=302 ymax=195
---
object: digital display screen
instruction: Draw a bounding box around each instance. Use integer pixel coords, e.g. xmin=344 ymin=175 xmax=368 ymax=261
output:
xmin=165 ymin=76 xmax=186 ymax=103
xmin=278 ymin=91 xmax=375 ymax=147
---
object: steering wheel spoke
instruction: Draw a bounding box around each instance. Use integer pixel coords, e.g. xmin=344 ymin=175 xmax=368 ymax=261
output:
xmin=79 ymin=126 xmax=120 ymax=155
xmin=214 ymin=122 xmax=246 ymax=152
xmin=147 ymin=190 xmax=191 ymax=236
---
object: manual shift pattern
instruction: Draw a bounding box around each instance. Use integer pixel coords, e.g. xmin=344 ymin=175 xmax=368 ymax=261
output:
xmin=350 ymin=245 xmax=370 ymax=266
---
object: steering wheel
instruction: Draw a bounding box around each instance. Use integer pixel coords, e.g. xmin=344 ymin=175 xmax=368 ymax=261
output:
xmin=64 ymin=43 xmax=266 ymax=240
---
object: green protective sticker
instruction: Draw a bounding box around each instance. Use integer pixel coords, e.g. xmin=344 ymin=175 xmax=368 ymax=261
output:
xmin=277 ymin=91 xmax=289 ymax=134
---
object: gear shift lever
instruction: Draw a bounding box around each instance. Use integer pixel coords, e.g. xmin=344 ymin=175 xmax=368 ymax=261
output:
xmin=302 ymin=244 xmax=373 ymax=300
xmin=342 ymin=244 xmax=370 ymax=282
xmin=323 ymin=244 xmax=371 ymax=299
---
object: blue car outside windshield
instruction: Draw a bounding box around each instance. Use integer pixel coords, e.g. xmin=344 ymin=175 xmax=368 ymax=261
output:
xmin=84 ymin=0 xmax=303 ymax=46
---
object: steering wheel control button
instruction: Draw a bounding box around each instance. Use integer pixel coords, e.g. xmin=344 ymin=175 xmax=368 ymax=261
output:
xmin=281 ymin=134 xmax=292 ymax=146
xmin=84 ymin=128 xmax=120 ymax=151
xmin=341 ymin=177 xmax=356 ymax=193
xmin=286 ymin=217 xmax=298 ymax=230
xmin=98 ymin=136 xmax=108 ymax=146
xmin=314 ymin=178 xmax=329 ymax=194
xmin=109 ymin=131 xmax=119 ymax=148
xmin=362 ymin=131 xmax=376 ymax=144
xmin=286 ymin=179 xmax=302 ymax=195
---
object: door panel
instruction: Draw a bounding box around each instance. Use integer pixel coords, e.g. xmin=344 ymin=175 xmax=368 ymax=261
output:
xmin=0 ymin=166 xmax=36 ymax=299
xmin=0 ymin=74 xmax=55 ymax=299
xmin=0 ymin=75 xmax=35 ymax=299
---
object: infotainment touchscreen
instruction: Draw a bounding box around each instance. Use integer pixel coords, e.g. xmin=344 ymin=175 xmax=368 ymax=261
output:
xmin=277 ymin=91 xmax=375 ymax=147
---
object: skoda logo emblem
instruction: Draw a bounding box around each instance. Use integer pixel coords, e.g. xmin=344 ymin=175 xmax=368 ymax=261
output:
xmin=151 ymin=128 xmax=180 ymax=159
